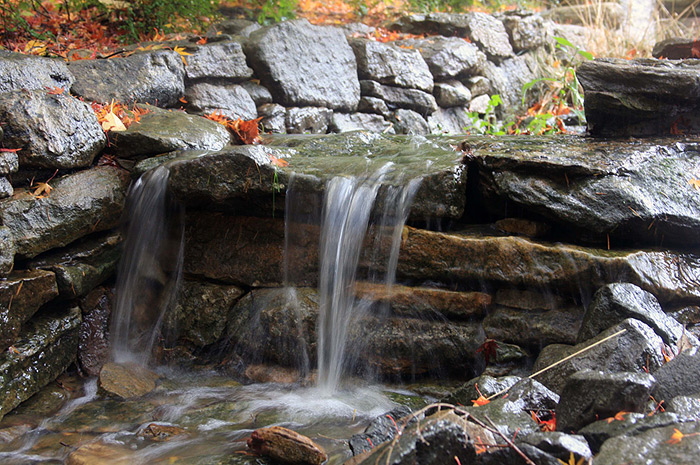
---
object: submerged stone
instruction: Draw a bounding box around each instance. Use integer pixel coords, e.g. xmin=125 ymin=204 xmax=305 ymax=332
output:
xmin=0 ymin=305 xmax=80 ymax=421
xmin=98 ymin=362 xmax=159 ymax=399
xmin=0 ymin=166 xmax=129 ymax=259
xmin=248 ymin=426 xmax=327 ymax=465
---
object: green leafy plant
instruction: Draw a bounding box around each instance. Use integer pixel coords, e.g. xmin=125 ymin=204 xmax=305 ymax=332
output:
xmin=116 ymin=0 xmax=220 ymax=41
xmin=464 ymin=94 xmax=514 ymax=135
xmin=522 ymin=36 xmax=593 ymax=124
xmin=257 ymin=0 xmax=297 ymax=24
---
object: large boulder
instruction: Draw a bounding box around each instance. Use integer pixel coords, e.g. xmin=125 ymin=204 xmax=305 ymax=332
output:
xmin=111 ymin=105 xmax=232 ymax=158
xmin=360 ymin=80 xmax=438 ymax=115
xmin=468 ymin=136 xmax=700 ymax=247
xmin=0 ymin=90 xmax=105 ymax=169
xmin=244 ymin=19 xmax=360 ymax=110
xmin=0 ymin=305 xmax=81 ymax=421
xmin=0 ymin=51 xmax=74 ymax=93
xmin=69 ymin=50 xmax=185 ymax=107
xmin=0 ymin=166 xmax=130 ymax=259
xmin=349 ymin=38 xmax=433 ymax=92
xmin=578 ymin=58 xmax=700 ymax=136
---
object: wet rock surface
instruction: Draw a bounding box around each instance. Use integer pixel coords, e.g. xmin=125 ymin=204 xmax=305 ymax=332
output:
xmin=69 ymin=50 xmax=185 ymax=107
xmin=651 ymin=348 xmax=700 ymax=401
xmin=111 ymin=105 xmax=232 ymax=158
xmin=0 ymin=51 xmax=74 ymax=93
xmin=98 ymin=362 xmax=159 ymax=399
xmin=0 ymin=90 xmax=106 ymax=170
xmin=77 ymin=287 xmax=113 ymax=377
xmin=248 ymin=426 xmax=327 ymax=465
xmin=0 ymin=166 xmax=129 ymax=259
xmin=350 ymin=38 xmax=433 ymax=92
xmin=578 ymin=58 xmax=700 ymax=136
xmin=184 ymin=82 xmax=258 ymax=120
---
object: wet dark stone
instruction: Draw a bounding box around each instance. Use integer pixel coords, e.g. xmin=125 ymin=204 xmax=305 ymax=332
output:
xmin=479 ymin=442 xmax=560 ymax=465
xmin=0 ymin=166 xmax=130 ymax=259
xmin=285 ymin=107 xmax=333 ymax=134
xmin=0 ymin=151 xmax=19 ymax=175
xmin=244 ymin=19 xmax=360 ymax=111
xmin=258 ymin=103 xmax=286 ymax=133
xmin=506 ymin=378 xmax=560 ymax=412
xmin=518 ymin=431 xmax=592 ymax=462
xmin=464 ymin=397 xmax=539 ymax=437
xmin=360 ymin=80 xmax=438 ymax=115
xmin=0 ymin=90 xmax=105 ymax=170
xmin=0 ymin=305 xmax=81 ymax=421
xmin=111 ymin=105 xmax=232 ymax=158
xmin=433 ymin=81 xmax=472 ymax=107
xmin=329 ymin=113 xmax=393 ymax=134
xmin=469 ymin=136 xmax=700 ymax=247
xmin=28 ymin=231 xmax=122 ymax=299
xmin=578 ymin=283 xmax=685 ymax=347
xmin=349 ymin=38 xmax=433 ymax=92
xmin=666 ymin=393 xmax=700 ymax=420
xmin=594 ymin=421 xmax=700 ymax=465
xmin=77 ymin=287 xmax=113 ymax=377
xmin=556 ymin=370 xmax=656 ymax=432
xmin=651 ymin=348 xmax=700 ymax=401
xmin=532 ymin=319 xmax=664 ymax=394
xmin=0 ymin=51 xmax=74 ymax=93
xmin=349 ymin=406 xmax=413 ymax=455
xmin=483 ymin=304 xmax=584 ymax=347
xmin=69 ymin=50 xmax=185 ymax=107
xmin=578 ymin=58 xmax=700 ymax=136
xmin=184 ymin=82 xmax=258 ymax=120
xmin=162 ymin=280 xmax=244 ymax=348
xmin=442 ymin=374 xmax=520 ymax=406
xmin=0 ymin=270 xmax=59 ymax=351
xmin=352 ymin=410 xmax=477 ymax=465
xmin=0 ymin=226 xmax=14 ymax=277
xmin=652 ymin=37 xmax=699 ymax=59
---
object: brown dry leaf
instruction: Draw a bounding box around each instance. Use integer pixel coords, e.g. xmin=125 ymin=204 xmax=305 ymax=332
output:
xmin=101 ymin=111 xmax=127 ymax=132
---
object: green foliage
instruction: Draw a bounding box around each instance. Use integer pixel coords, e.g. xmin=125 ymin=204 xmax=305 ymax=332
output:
xmin=257 ymin=0 xmax=297 ymax=24
xmin=464 ymin=94 xmax=513 ymax=135
xmin=405 ymin=0 xmax=540 ymax=13
xmin=117 ymin=0 xmax=220 ymax=41
xmin=521 ymin=36 xmax=592 ymax=124
xmin=0 ymin=0 xmax=54 ymax=44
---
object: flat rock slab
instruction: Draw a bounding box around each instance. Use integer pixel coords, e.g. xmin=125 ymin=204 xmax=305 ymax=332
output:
xmin=396 ymin=37 xmax=485 ymax=80
xmin=466 ymin=135 xmax=700 ymax=247
xmin=0 ymin=51 xmax=74 ymax=93
xmin=0 ymin=305 xmax=80 ymax=421
xmin=0 ymin=166 xmax=130 ymax=259
xmin=0 ymin=269 xmax=58 ymax=350
xmin=98 ymin=362 xmax=159 ymax=399
xmin=245 ymin=19 xmax=360 ymax=111
xmin=248 ymin=426 xmax=327 ymax=465
xmin=578 ymin=58 xmax=700 ymax=136
xmin=111 ymin=106 xmax=231 ymax=158
xmin=69 ymin=50 xmax=185 ymax=107
xmin=167 ymin=132 xmax=468 ymax=220
xmin=184 ymin=82 xmax=257 ymax=120
xmin=0 ymin=90 xmax=105 ymax=170
xmin=183 ymin=40 xmax=253 ymax=81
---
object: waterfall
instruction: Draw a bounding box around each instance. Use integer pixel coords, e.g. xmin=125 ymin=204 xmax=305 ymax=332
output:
xmin=110 ymin=165 xmax=184 ymax=365
xmin=315 ymin=165 xmax=421 ymax=393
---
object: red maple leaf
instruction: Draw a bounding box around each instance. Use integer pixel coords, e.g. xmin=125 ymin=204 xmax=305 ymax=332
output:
xmin=476 ymin=339 xmax=499 ymax=365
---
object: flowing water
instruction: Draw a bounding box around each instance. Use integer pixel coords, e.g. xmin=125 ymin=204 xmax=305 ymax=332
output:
xmin=110 ymin=165 xmax=185 ymax=365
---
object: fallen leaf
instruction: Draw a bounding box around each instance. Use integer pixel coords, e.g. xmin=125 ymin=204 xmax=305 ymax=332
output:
xmin=476 ymin=339 xmax=498 ymax=366
xmin=667 ymin=428 xmax=685 ymax=444
xmin=230 ymin=117 xmax=262 ymax=145
xmin=101 ymin=111 xmax=127 ymax=132
xmin=606 ymin=411 xmax=630 ymax=423
xmin=46 ymin=86 xmax=65 ymax=95
xmin=471 ymin=383 xmax=490 ymax=406
xmin=173 ymin=46 xmax=192 ymax=66
xmin=557 ymin=452 xmax=586 ymax=465
xmin=688 ymin=179 xmax=700 ymax=190
xmin=268 ymin=153 xmax=288 ymax=167
xmin=531 ymin=411 xmax=556 ymax=432
xmin=31 ymin=169 xmax=59 ymax=199
xmin=196 ymin=37 xmax=207 ymax=45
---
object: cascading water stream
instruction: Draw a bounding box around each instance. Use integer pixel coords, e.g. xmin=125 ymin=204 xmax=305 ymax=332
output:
xmin=110 ymin=165 xmax=185 ymax=365
xmin=314 ymin=164 xmax=421 ymax=393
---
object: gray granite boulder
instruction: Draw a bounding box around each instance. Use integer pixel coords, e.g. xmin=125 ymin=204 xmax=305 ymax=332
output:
xmin=397 ymin=36 xmax=485 ymax=80
xmin=360 ymin=80 xmax=438 ymax=115
xmin=478 ymin=54 xmax=536 ymax=110
xmin=258 ymin=103 xmax=286 ymax=133
xmin=433 ymin=80 xmax=472 ymax=107
xmin=358 ymin=96 xmax=390 ymax=116
xmin=329 ymin=113 xmax=393 ymax=134
xmin=244 ymin=19 xmax=360 ymax=110
xmin=240 ymin=81 xmax=273 ymax=106
xmin=69 ymin=50 xmax=185 ymax=107
xmin=0 ymin=226 xmax=13 ymax=277
xmin=184 ymin=82 xmax=257 ymax=120
xmin=651 ymin=348 xmax=700 ymax=401
xmin=502 ymin=12 xmax=547 ymax=52
xmin=0 ymin=90 xmax=105 ymax=169
xmin=0 ymin=151 xmax=18 ymax=175
xmin=0 ymin=178 xmax=11 ymax=199
xmin=0 ymin=51 xmax=74 ymax=93
xmin=349 ymin=38 xmax=433 ymax=92
xmin=428 ymin=106 xmax=472 ymax=134
xmin=285 ymin=107 xmax=332 ymax=134
xmin=183 ymin=40 xmax=253 ymax=82
xmin=389 ymin=109 xmax=430 ymax=135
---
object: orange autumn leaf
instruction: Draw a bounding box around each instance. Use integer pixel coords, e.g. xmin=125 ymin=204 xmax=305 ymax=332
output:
xmin=471 ymin=383 xmax=490 ymax=406
xmin=46 ymin=86 xmax=64 ymax=95
xmin=172 ymin=46 xmax=192 ymax=66
xmin=230 ymin=117 xmax=262 ymax=145
xmin=268 ymin=154 xmax=289 ymax=167
xmin=531 ymin=411 xmax=556 ymax=432
xmin=196 ymin=37 xmax=207 ymax=45
xmin=606 ymin=411 xmax=630 ymax=423
xmin=688 ymin=179 xmax=700 ymax=190
xmin=667 ymin=428 xmax=685 ymax=444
